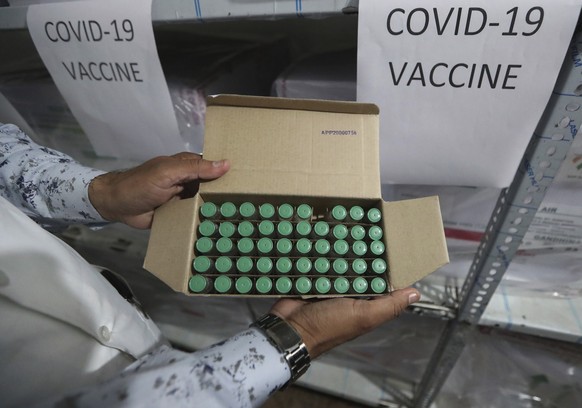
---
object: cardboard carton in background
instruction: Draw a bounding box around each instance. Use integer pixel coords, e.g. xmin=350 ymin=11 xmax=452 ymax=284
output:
xmin=144 ymin=94 xmax=449 ymax=296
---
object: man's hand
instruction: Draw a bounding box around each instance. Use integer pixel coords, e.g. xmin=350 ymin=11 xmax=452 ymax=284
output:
xmin=270 ymin=288 xmax=420 ymax=359
xmin=88 ymin=152 xmax=230 ymax=229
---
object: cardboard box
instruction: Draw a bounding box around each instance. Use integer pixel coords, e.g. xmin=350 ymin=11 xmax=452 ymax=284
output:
xmin=144 ymin=94 xmax=449 ymax=296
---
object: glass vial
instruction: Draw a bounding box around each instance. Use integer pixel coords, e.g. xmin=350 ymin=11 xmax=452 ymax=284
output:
xmin=218 ymin=221 xmax=236 ymax=238
xmin=237 ymin=237 xmax=255 ymax=256
xmin=371 ymin=277 xmax=387 ymax=294
xmin=276 ymin=238 xmax=293 ymax=256
xmin=330 ymin=205 xmax=347 ymax=222
xmin=259 ymin=203 xmax=276 ymax=220
xmin=276 ymin=257 xmax=293 ymax=274
xmin=295 ymin=257 xmax=313 ymax=274
xmin=236 ymin=256 xmax=254 ymax=274
xmin=256 ymin=257 xmax=274 ymax=274
xmin=215 ymin=256 xmax=233 ymax=274
xmin=258 ymin=220 xmax=275 ymax=237
xmin=313 ymin=221 xmax=330 ymax=238
xmin=198 ymin=220 xmax=217 ymax=238
xmin=237 ymin=221 xmax=255 ymax=238
xmin=235 ymin=276 xmax=253 ymax=295
xmin=189 ymin=275 xmax=212 ymax=294
xmin=295 ymin=277 xmax=312 ymax=295
xmin=332 ymin=258 xmax=349 ymax=275
xmin=367 ymin=207 xmax=382 ymax=223
xmin=277 ymin=220 xmax=293 ymax=238
xmin=352 ymin=277 xmax=369 ymax=294
xmin=199 ymin=202 xmax=218 ymax=219
xmin=296 ymin=204 xmax=313 ymax=220
xmin=332 ymin=224 xmax=349 ymax=240
xmin=220 ymin=202 xmax=238 ymax=219
xmin=370 ymin=241 xmax=386 ymax=256
xmin=275 ymin=277 xmax=293 ymax=294
xmin=256 ymin=276 xmax=273 ymax=295
xmin=333 ymin=277 xmax=350 ymax=294
xmin=278 ymin=203 xmax=294 ymax=220
xmin=348 ymin=205 xmax=365 ymax=222
xmin=314 ymin=258 xmax=331 ymax=274
xmin=195 ymin=237 xmax=214 ymax=255
xmin=315 ymin=277 xmax=332 ymax=295
xmin=192 ymin=256 xmax=213 ymax=274
xmin=368 ymin=225 xmax=383 ymax=241
xmin=372 ymin=258 xmax=387 ymax=274
xmin=351 ymin=259 xmax=368 ymax=275
xmin=239 ymin=202 xmax=256 ymax=219
xmin=214 ymin=275 xmax=233 ymax=294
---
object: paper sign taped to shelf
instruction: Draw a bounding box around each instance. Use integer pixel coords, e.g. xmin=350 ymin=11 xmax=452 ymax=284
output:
xmin=26 ymin=0 xmax=185 ymax=161
xmin=357 ymin=0 xmax=582 ymax=187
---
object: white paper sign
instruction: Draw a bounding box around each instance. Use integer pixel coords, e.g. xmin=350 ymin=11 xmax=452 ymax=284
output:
xmin=27 ymin=0 xmax=185 ymax=161
xmin=357 ymin=0 xmax=582 ymax=187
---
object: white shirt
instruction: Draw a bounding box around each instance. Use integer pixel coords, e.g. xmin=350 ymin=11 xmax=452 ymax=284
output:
xmin=0 ymin=124 xmax=290 ymax=407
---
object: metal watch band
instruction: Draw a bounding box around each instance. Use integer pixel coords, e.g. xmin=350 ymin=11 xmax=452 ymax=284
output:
xmin=252 ymin=313 xmax=311 ymax=387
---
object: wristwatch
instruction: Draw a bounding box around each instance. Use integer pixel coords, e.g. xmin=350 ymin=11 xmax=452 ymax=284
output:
xmin=252 ymin=313 xmax=311 ymax=387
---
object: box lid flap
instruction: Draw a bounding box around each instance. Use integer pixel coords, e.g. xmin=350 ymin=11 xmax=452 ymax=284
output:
xmin=200 ymin=95 xmax=381 ymax=199
xmin=382 ymin=196 xmax=449 ymax=289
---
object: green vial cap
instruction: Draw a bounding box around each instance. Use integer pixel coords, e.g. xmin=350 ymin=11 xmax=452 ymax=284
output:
xmin=276 ymin=238 xmax=293 ymax=255
xmin=236 ymin=256 xmax=253 ymax=273
xmin=315 ymin=277 xmax=331 ymax=294
xmin=352 ymin=240 xmax=368 ymax=257
xmin=189 ymin=275 xmax=210 ymax=293
xmin=235 ymin=276 xmax=253 ymax=294
xmin=275 ymin=277 xmax=293 ymax=294
xmin=214 ymin=275 xmax=233 ymax=293
xmin=200 ymin=202 xmax=217 ymax=219
xmin=278 ymin=203 xmax=294 ymax=220
xmin=237 ymin=237 xmax=254 ymax=255
xmin=296 ymin=238 xmax=312 ymax=255
xmin=198 ymin=220 xmax=217 ymax=237
xmin=192 ymin=256 xmax=212 ymax=273
xmin=239 ymin=202 xmax=256 ymax=219
xmin=258 ymin=220 xmax=275 ymax=236
xmin=237 ymin=221 xmax=255 ymax=237
xmin=368 ymin=225 xmax=383 ymax=241
xmin=332 ymin=224 xmax=349 ymax=240
xmin=331 ymin=205 xmax=347 ymax=221
xmin=314 ymin=258 xmax=331 ymax=274
xmin=259 ymin=203 xmax=276 ymax=219
xmin=350 ymin=225 xmax=366 ymax=241
xmin=296 ymin=204 xmax=313 ymax=220
xmin=315 ymin=239 xmax=331 ymax=255
xmin=295 ymin=277 xmax=312 ymax=294
xmin=215 ymin=256 xmax=233 ymax=273
xmin=218 ymin=221 xmax=236 ymax=238
xmin=295 ymin=257 xmax=312 ymax=274
xmin=276 ymin=257 xmax=292 ymax=274
xmin=277 ymin=221 xmax=293 ymax=237
xmin=257 ymin=237 xmax=274 ymax=254
xmin=256 ymin=276 xmax=273 ymax=294
xmin=220 ymin=202 xmax=237 ymax=218
xmin=216 ymin=237 xmax=234 ymax=254
xmin=352 ymin=259 xmax=368 ymax=275
xmin=333 ymin=240 xmax=349 ymax=256
xmin=349 ymin=205 xmax=365 ymax=221
xmin=256 ymin=257 xmax=273 ymax=274
xmin=371 ymin=277 xmax=387 ymax=294
xmin=295 ymin=221 xmax=312 ymax=237
xmin=334 ymin=277 xmax=350 ymax=294
xmin=333 ymin=258 xmax=348 ymax=275
xmin=353 ymin=277 xmax=369 ymax=294
xmin=195 ymin=237 xmax=213 ymax=254
xmin=370 ymin=241 xmax=386 ymax=256
xmin=367 ymin=208 xmax=382 ymax=223
xmin=313 ymin=221 xmax=330 ymax=237
xmin=372 ymin=258 xmax=387 ymax=274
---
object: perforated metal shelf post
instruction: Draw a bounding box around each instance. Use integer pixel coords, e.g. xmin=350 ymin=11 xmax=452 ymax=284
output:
xmin=412 ymin=33 xmax=582 ymax=408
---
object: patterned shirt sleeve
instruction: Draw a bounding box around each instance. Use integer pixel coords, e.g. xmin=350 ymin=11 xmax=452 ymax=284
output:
xmin=0 ymin=123 xmax=107 ymax=228
xmin=41 ymin=328 xmax=291 ymax=408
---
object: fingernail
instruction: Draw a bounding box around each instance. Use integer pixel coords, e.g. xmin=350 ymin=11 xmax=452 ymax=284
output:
xmin=212 ymin=160 xmax=224 ymax=167
xmin=408 ymin=292 xmax=420 ymax=304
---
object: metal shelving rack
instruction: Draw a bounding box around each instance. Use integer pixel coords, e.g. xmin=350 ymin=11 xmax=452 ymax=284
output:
xmin=1 ymin=1 xmax=581 ymax=407
xmin=411 ymin=32 xmax=582 ymax=408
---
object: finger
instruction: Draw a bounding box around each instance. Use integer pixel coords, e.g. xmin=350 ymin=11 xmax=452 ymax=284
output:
xmin=159 ymin=158 xmax=230 ymax=185
xmin=356 ymin=288 xmax=420 ymax=328
xmin=171 ymin=152 xmax=202 ymax=160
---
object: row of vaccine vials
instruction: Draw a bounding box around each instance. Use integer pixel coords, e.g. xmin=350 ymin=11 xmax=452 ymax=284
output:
xmin=189 ymin=274 xmax=388 ymax=295
xmin=199 ymin=201 xmax=382 ymax=224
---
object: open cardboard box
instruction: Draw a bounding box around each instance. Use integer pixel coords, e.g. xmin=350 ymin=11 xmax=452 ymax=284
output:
xmin=144 ymin=94 xmax=449 ymax=296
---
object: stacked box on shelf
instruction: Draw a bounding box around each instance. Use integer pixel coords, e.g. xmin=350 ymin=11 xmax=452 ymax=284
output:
xmin=144 ymin=94 xmax=449 ymax=297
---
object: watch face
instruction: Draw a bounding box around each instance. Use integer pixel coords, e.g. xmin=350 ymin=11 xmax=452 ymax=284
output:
xmin=268 ymin=320 xmax=302 ymax=351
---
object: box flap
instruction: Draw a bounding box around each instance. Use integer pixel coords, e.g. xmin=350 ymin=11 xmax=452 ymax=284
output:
xmin=382 ymin=196 xmax=449 ymax=289
xmin=200 ymin=95 xmax=381 ymax=199
xmin=143 ymin=196 xmax=199 ymax=293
